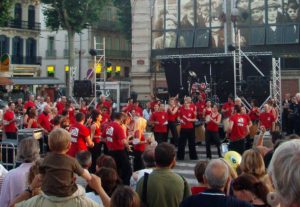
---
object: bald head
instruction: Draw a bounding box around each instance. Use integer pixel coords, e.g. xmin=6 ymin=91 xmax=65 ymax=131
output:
xmin=204 ymin=159 xmax=229 ymax=190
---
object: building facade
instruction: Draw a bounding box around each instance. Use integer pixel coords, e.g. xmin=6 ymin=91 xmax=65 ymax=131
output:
xmin=0 ymin=0 xmax=41 ymax=77
xmin=131 ymin=0 xmax=300 ymax=101
xmin=40 ymin=1 xmax=131 ymax=93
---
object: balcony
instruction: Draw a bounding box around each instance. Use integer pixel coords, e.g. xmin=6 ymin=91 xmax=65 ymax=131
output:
xmin=46 ymin=50 xmax=57 ymax=58
xmin=106 ymin=50 xmax=131 ymax=59
xmin=5 ymin=20 xmax=41 ymax=31
xmin=11 ymin=55 xmax=42 ymax=65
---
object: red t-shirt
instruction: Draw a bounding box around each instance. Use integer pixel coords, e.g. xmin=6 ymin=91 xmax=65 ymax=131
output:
xmin=91 ymin=123 xmax=101 ymax=143
xmin=150 ymin=111 xmax=168 ymax=133
xmin=68 ymin=123 xmax=90 ymax=157
xmin=259 ymin=112 xmax=275 ymax=130
xmin=101 ymin=113 xmax=110 ymax=125
xmin=68 ymin=107 xmax=76 ymax=125
xmin=24 ymin=101 xmax=35 ymax=110
xmin=179 ymin=107 xmax=195 ymax=129
xmin=191 ymin=186 xmax=207 ymax=195
xmin=80 ymin=106 xmax=88 ymax=115
xmin=190 ymin=103 xmax=197 ymax=113
xmin=104 ymin=122 xmax=126 ymax=151
xmin=222 ymin=102 xmax=234 ymax=118
xmin=38 ymin=112 xmax=52 ymax=132
xmin=103 ymin=101 xmax=112 ymax=111
xmin=204 ymin=107 xmax=212 ymax=117
xmin=167 ymin=106 xmax=178 ymax=122
xmin=249 ymin=107 xmax=260 ymax=121
xmin=206 ymin=113 xmax=220 ymax=132
xmin=3 ymin=110 xmax=17 ymax=132
xmin=229 ymin=114 xmax=247 ymax=141
xmin=133 ymin=130 xmax=145 ymax=152
xmin=56 ymin=102 xmax=65 ymax=114
xmin=133 ymin=106 xmax=143 ymax=117
xmin=27 ymin=118 xmax=38 ymax=128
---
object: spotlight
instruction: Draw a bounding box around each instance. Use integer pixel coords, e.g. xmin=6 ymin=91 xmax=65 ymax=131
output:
xmin=89 ymin=49 xmax=97 ymax=56
xmin=228 ymin=44 xmax=236 ymax=52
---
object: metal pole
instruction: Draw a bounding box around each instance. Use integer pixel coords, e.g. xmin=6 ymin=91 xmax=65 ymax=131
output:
xmin=94 ymin=36 xmax=97 ymax=106
xmin=103 ymin=37 xmax=106 ymax=95
xmin=224 ymin=0 xmax=228 ymax=53
xmin=79 ymin=33 xmax=82 ymax=80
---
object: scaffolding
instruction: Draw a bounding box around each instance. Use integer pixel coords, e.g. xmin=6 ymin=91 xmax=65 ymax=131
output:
xmin=272 ymin=58 xmax=282 ymax=125
xmin=89 ymin=37 xmax=106 ymax=107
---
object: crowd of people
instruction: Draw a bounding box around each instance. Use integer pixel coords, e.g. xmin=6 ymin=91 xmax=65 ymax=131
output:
xmin=0 ymin=91 xmax=300 ymax=207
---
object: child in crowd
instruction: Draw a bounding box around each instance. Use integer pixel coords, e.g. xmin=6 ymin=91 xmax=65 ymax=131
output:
xmin=76 ymin=151 xmax=93 ymax=188
xmin=40 ymin=128 xmax=92 ymax=197
xmin=191 ymin=160 xmax=208 ymax=195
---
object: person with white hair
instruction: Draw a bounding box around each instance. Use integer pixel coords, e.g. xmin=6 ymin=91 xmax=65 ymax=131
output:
xmin=267 ymin=139 xmax=300 ymax=207
xmin=180 ymin=159 xmax=252 ymax=207
xmin=0 ymin=138 xmax=40 ymax=207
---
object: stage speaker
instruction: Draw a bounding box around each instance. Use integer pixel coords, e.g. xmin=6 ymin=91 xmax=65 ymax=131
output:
xmin=73 ymin=80 xmax=92 ymax=97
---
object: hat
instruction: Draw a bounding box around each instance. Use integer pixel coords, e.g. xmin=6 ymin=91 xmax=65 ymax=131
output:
xmin=184 ymin=0 xmax=193 ymax=9
xmin=251 ymin=1 xmax=264 ymax=10
xmin=197 ymin=0 xmax=209 ymax=6
xmin=268 ymin=0 xmax=281 ymax=8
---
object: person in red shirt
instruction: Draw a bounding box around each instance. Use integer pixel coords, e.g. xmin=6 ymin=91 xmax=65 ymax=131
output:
xmin=132 ymin=117 xmax=147 ymax=171
xmin=23 ymin=95 xmax=36 ymax=113
xmin=222 ymin=96 xmax=234 ymax=133
xmin=150 ymin=104 xmax=168 ymax=143
xmin=132 ymin=101 xmax=143 ymax=117
xmin=38 ymin=105 xmax=53 ymax=135
xmin=259 ymin=104 xmax=275 ymax=132
xmin=203 ymin=100 xmax=212 ymax=118
xmin=103 ymin=112 xmax=132 ymax=185
xmin=150 ymin=95 xmax=160 ymax=112
xmin=205 ymin=104 xmax=222 ymax=159
xmin=89 ymin=110 xmax=106 ymax=173
xmin=227 ymin=105 xmax=249 ymax=155
xmin=167 ymin=97 xmax=179 ymax=146
xmin=68 ymin=112 xmax=94 ymax=157
xmin=27 ymin=108 xmax=38 ymax=128
xmin=3 ymin=102 xmax=17 ymax=139
xmin=55 ymin=96 xmax=67 ymax=115
xmin=80 ymin=100 xmax=88 ymax=115
xmin=177 ymin=98 xmax=198 ymax=160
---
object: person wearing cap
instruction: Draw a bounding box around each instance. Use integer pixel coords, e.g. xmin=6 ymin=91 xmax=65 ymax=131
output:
xmin=267 ymin=0 xmax=284 ymax=43
xmin=251 ymin=1 xmax=264 ymax=24
xmin=181 ymin=0 xmax=194 ymax=28
xmin=285 ymin=1 xmax=299 ymax=43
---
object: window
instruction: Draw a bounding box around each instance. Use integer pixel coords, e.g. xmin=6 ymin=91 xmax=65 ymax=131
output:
xmin=26 ymin=38 xmax=37 ymax=64
xmin=47 ymin=36 xmax=55 ymax=57
xmin=47 ymin=65 xmax=55 ymax=77
xmin=12 ymin=36 xmax=23 ymax=64
xmin=28 ymin=5 xmax=35 ymax=29
xmin=14 ymin=3 xmax=22 ymax=27
xmin=0 ymin=35 xmax=9 ymax=56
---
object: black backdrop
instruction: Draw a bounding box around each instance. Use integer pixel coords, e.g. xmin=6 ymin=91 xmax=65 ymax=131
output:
xmin=163 ymin=55 xmax=272 ymax=104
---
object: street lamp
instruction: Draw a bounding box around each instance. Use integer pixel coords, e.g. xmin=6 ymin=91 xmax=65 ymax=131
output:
xmin=231 ymin=7 xmax=239 ymax=44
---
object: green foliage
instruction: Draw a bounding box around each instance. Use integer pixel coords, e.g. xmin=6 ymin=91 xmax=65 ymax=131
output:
xmin=41 ymin=0 xmax=108 ymax=33
xmin=113 ymin=0 xmax=131 ymax=41
xmin=0 ymin=0 xmax=14 ymax=27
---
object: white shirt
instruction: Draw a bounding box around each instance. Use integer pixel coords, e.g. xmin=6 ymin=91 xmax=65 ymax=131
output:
xmin=130 ymin=168 xmax=153 ymax=190
xmin=142 ymin=109 xmax=151 ymax=121
xmin=0 ymin=163 xmax=32 ymax=207
xmin=85 ymin=192 xmax=104 ymax=206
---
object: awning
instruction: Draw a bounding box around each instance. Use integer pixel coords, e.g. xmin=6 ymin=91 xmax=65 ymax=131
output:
xmin=9 ymin=77 xmax=64 ymax=85
xmin=0 ymin=77 xmax=13 ymax=85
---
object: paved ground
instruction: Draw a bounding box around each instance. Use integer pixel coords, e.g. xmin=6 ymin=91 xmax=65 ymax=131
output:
xmin=172 ymin=145 xmax=221 ymax=186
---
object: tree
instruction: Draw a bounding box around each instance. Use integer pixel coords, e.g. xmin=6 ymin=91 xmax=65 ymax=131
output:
xmin=41 ymin=0 xmax=108 ymax=94
xmin=113 ymin=0 xmax=131 ymax=41
xmin=0 ymin=0 xmax=14 ymax=27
